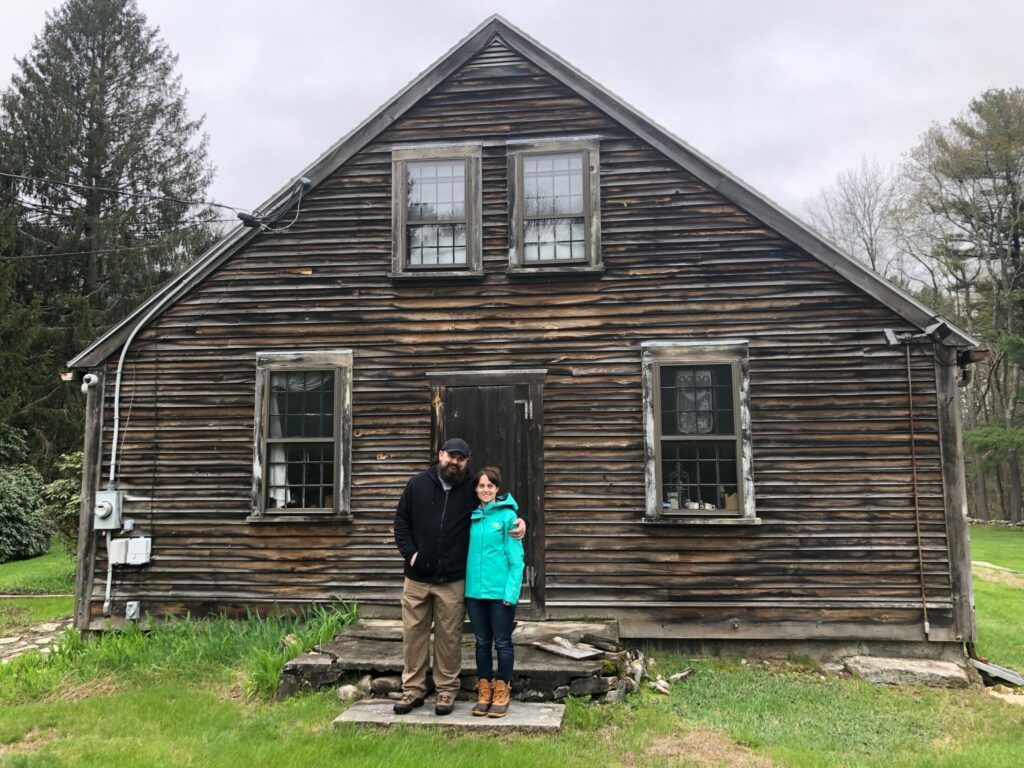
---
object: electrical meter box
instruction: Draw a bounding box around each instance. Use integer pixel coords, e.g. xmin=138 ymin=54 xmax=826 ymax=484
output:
xmin=93 ymin=489 xmax=123 ymax=531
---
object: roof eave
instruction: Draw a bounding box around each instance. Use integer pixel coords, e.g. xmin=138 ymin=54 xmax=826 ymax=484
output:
xmin=67 ymin=14 xmax=978 ymax=369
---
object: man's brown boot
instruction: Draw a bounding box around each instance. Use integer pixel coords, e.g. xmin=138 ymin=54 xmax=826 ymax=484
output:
xmin=393 ymin=692 xmax=424 ymax=715
xmin=488 ymin=679 xmax=510 ymax=718
xmin=472 ymin=678 xmax=493 ymax=717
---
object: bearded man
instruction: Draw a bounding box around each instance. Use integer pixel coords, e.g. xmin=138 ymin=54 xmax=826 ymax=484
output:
xmin=392 ymin=438 xmax=526 ymax=716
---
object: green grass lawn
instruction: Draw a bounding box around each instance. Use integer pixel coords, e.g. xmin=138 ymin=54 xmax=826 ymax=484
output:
xmin=0 ymin=605 xmax=1022 ymax=767
xmin=970 ymin=524 xmax=1024 ymax=571
xmin=0 ymin=532 xmax=1021 ymax=766
xmin=969 ymin=524 xmax=1024 ymax=670
xmin=0 ymin=597 xmax=74 ymax=635
xmin=0 ymin=548 xmax=76 ymax=595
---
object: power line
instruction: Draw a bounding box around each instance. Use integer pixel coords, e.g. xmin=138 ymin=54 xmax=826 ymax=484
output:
xmin=0 ymin=236 xmax=225 ymax=262
xmin=0 ymin=170 xmax=250 ymax=214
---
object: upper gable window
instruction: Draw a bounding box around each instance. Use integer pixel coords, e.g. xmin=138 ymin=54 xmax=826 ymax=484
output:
xmin=508 ymin=139 xmax=602 ymax=275
xmin=391 ymin=146 xmax=482 ymax=278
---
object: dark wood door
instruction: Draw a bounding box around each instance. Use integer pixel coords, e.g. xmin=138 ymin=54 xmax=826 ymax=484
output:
xmin=429 ymin=372 xmax=546 ymax=617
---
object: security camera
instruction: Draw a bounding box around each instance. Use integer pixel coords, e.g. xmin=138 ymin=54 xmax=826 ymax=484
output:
xmin=81 ymin=373 xmax=99 ymax=393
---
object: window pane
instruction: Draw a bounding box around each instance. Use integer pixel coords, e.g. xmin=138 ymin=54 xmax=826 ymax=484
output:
xmin=524 ymin=217 xmax=586 ymax=261
xmin=266 ymin=441 xmax=335 ymax=510
xmin=660 ymin=364 xmax=734 ymax=436
xmin=523 ymin=152 xmax=584 ymax=216
xmin=269 ymin=371 xmax=334 ymax=438
xmin=661 ymin=439 xmax=737 ymax=510
xmin=408 ymin=224 xmax=467 ymax=266
xmin=407 ymin=160 xmax=466 ymax=222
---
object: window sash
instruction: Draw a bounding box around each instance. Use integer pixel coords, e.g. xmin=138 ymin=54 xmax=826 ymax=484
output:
xmin=508 ymin=139 xmax=601 ymax=270
xmin=641 ymin=341 xmax=755 ymax=521
xmin=391 ymin=147 xmax=481 ymax=275
xmin=251 ymin=350 xmax=353 ymax=520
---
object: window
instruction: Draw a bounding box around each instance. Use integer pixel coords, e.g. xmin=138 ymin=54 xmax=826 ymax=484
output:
xmin=249 ymin=350 xmax=353 ymax=521
xmin=391 ymin=146 xmax=482 ymax=277
xmin=508 ymin=139 xmax=601 ymax=274
xmin=641 ymin=341 xmax=758 ymax=523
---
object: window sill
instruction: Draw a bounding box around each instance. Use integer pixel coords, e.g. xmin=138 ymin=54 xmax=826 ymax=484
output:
xmin=507 ymin=264 xmax=604 ymax=278
xmin=246 ymin=513 xmax=355 ymax=524
xmin=389 ymin=270 xmax=484 ymax=281
xmin=642 ymin=516 xmax=761 ymax=526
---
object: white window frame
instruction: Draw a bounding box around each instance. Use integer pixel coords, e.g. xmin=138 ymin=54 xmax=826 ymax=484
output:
xmin=249 ymin=349 xmax=353 ymax=522
xmin=507 ymin=138 xmax=602 ymax=275
xmin=641 ymin=340 xmax=759 ymax=524
xmin=390 ymin=145 xmax=483 ymax=279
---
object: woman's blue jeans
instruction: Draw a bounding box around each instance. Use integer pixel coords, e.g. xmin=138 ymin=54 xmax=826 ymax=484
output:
xmin=465 ymin=597 xmax=516 ymax=683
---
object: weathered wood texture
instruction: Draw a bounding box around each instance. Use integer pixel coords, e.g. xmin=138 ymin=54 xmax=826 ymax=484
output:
xmin=83 ymin=38 xmax=960 ymax=640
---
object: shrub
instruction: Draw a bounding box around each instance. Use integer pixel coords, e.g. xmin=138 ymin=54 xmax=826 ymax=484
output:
xmin=41 ymin=451 xmax=83 ymax=554
xmin=0 ymin=463 xmax=51 ymax=563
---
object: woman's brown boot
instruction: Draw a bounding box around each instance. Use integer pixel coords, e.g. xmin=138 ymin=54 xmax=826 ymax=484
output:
xmin=488 ymin=679 xmax=510 ymax=718
xmin=472 ymin=678 xmax=493 ymax=716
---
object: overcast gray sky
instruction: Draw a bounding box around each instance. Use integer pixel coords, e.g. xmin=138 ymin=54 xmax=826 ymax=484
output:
xmin=3 ymin=0 xmax=1022 ymax=217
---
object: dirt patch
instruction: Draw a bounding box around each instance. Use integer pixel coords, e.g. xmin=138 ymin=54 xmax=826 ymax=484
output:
xmin=58 ymin=676 xmax=119 ymax=702
xmin=973 ymin=565 xmax=1024 ymax=588
xmin=0 ymin=726 xmax=59 ymax=757
xmin=623 ymin=725 xmax=778 ymax=768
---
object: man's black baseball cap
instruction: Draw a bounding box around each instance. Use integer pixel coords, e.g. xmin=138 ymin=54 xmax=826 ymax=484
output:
xmin=441 ymin=437 xmax=471 ymax=457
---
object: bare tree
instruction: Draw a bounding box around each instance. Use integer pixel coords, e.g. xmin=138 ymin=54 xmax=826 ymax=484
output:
xmin=805 ymin=157 xmax=906 ymax=279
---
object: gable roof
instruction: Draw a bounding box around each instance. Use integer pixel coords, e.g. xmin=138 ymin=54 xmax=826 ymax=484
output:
xmin=68 ymin=15 xmax=976 ymax=369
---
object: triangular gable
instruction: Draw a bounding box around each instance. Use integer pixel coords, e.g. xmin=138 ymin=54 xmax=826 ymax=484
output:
xmin=68 ymin=15 xmax=976 ymax=369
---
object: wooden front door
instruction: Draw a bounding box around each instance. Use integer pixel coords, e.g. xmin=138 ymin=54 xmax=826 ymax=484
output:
xmin=427 ymin=370 xmax=546 ymax=618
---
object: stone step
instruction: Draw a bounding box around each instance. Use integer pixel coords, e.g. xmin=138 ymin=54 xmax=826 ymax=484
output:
xmin=334 ymin=699 xmax=564 ymax=731
xmin=314 ymin=635 xmax=606 ymax=683
xmin=340 ymin=618 xmax=619 ymax=646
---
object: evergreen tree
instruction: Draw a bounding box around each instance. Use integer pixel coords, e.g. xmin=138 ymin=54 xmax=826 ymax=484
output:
xmin=0 ymin=0 xmax=218 ymax=468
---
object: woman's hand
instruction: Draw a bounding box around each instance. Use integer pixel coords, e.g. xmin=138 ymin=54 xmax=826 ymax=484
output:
xmin=510 ymin=517 xmax=527 ymax=540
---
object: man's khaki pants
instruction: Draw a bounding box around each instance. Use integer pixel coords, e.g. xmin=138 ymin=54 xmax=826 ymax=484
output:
xmin=401 ymin=577 xmax=465 ymax=697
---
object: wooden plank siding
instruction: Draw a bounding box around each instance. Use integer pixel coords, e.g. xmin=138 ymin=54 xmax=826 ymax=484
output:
xmin=85 ymin=37 xmax=956 ymax=641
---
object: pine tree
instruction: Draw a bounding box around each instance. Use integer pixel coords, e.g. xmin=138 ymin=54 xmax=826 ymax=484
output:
xmin=0 ymin=0 xmax=218 ymax=468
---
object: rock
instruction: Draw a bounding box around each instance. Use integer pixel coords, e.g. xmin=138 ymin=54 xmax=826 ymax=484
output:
xmin=992 ymin=684 xmax=1015 ymax=694
xmin=668 ymin=668 xmax=693 ymax=683
xmin=844 ymin=656 xmax=971 ymax=688
xmin=622 ymin=676 xmax=638 ymax=694
xmin=280 ymin=633 xmax=298 ymax=650
xmin=600 ymin=658 xmax=619 ymax=676
xmin=517 ymin=688 xmax=548 ymax=702
xmin=822 ymin=662 xmax=846 ymax=675
xmin=35 ymin=623 xmax=61 ymax=633
xmin=552 ymin=685 xmax=570 ymax=700
xmin=386 ymin=691 xmax=403 ymax=700
xmin=356 ymin=675 xmax=373 ymax=694
xmin=336 ymin=685 xmax=365 ymax=702
xmin=569 ymin=676 xmax=612 ymax=696
xmin=580 ymin=632 xmax=621 ymax=652
xmin=740 ymin=658 xmax=748 ymax=666
xmin=599 ymin=684 xmax=626 ymax=704
xmin=370 ymin=675 xmax=403 ymax=695
xmin=628 ymin=660 xmax=646 ymax=684
xmin=0 ymin=637 xmax=21 ymax=646
xmin=279 ymin=652 xmax=341 ymax=693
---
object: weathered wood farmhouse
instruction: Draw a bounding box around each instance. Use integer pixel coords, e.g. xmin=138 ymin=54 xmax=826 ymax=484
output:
xmin=69 ymin=16 xmax=979 ymax=651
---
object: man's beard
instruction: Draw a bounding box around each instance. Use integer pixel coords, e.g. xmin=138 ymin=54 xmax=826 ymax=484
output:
xmin=439 ymin=462 xmax=468 ymax=485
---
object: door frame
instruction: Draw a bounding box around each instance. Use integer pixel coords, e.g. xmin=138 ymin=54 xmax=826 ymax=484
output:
xmin=426 ymin=369 xmax=547 ymax=618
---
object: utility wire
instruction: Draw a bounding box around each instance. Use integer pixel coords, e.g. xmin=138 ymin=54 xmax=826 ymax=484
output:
xmin=0 ymin=238 xmax=216 ymax=262
xmin=0 ymin=170 xmax=251 ymax=214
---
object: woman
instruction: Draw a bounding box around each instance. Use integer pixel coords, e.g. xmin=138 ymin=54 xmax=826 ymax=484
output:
xmin=464 ymin=466 xmax=525 ymax=718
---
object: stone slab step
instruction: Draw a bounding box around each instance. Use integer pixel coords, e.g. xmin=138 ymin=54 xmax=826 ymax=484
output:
xmin=845 ymin=656 xmax=972 ymax=688
xmin=333 ymin=699 xmax=564 ymax=731
xmin=315 ymin=635 xmax=604 ymax=681
xmin=341 ymin=618 xmax=618 ymax=646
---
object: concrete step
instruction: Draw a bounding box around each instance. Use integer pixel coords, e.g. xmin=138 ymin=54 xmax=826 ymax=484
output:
xmin=334 ymin=699 xmax=564 ymax=731
xmin=340 ymin=618 xmax=618 ymax=646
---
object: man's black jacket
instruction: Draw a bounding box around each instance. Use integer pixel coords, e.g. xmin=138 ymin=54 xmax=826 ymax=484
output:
xmin=394 ymin=466 xmax=477 ymax=583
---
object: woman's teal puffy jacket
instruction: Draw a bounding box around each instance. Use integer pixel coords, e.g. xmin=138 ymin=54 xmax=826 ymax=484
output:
xmin=464 ymin=493 xmax=525 ymax=604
